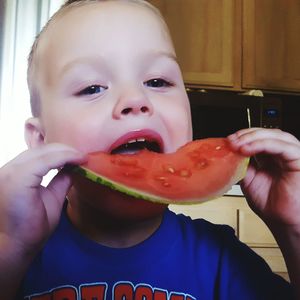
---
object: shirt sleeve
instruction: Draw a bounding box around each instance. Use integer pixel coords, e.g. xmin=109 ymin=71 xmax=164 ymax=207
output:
xmin=216 ymin=225 xmax=293 ymax=300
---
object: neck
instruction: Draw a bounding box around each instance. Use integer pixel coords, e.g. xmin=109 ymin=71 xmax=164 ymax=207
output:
xmin=66 ymin=183 xmax=166 ymax=248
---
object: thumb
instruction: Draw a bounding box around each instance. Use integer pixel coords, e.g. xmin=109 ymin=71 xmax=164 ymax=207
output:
xmin=43 ymin=170 xmax=73 ymax=229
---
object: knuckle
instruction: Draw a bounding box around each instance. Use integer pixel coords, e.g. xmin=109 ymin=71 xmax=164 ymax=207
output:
xmin=0 ymin=158 xmax=28 ymax=187
xmin=0 ymin=166 xmax=15 ymax=182
xmin=0 ymin=167 xmax=17 ymax=196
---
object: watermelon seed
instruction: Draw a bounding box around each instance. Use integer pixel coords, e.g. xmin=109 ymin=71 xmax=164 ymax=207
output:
xmin=162 ymin=164 xmax=176 ymax=174
xmin=195 ymin=159 xmax=208 ymax=169
xmin=155 ymin=176 xmax=167 ymax=181
xmin=167 ymin=167 xmax=175 ymax=174
xmin=162 ymin=182 xmax=171 ymax=187
xmin=179 ymin=169 xmax=192 ymax=177
xmin=215 ymin=146 xmax=222 ymax=150
xmin=122 ymin=166 xmax=145 ymax=178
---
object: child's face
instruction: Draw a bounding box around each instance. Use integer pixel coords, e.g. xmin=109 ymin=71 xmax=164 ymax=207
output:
xmin=33 ymin=1 xmax=193 ymax=155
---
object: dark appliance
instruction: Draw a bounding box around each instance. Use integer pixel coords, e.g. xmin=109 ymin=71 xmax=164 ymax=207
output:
xmin=187 ymin=90 xmax=299 ymax=140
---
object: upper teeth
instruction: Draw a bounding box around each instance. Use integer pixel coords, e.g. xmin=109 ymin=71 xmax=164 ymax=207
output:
xmin=127 ymin=138 xmax=146 ymax=144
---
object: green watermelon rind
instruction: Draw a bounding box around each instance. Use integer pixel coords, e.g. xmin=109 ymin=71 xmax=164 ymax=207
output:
xmin=72 ymin=157 xmax=249 ymax=205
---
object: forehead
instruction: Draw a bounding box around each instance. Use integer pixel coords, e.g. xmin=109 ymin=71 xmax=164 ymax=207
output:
xmin=36 ymin=1 xmax=174 ymax=70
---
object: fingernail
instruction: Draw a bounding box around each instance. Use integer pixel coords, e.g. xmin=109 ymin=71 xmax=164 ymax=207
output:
xmin=227 ymin=134 xmax=237 ymax=141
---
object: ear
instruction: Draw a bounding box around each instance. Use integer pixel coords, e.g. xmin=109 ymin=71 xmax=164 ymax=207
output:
xmin=25 ymin=117 xmax=45 ymax=148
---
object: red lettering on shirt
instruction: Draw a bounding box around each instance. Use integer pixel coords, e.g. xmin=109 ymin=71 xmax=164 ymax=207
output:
xmin=153 ymin=289 xmax=168 ymax=300
xmin=52 ymin=286 xmax=77 ymax=300
xmin=113 ymin=282 xmax=134 ymax=299
xmin=135 ymin=284 xmax=154 ymax=299
xmin=26 ymin=281 xmax=196 ymax=300
xmin=169 ymin=294 xmax=185 ymax=300
xmin=30 ymin=294 xmax=51 ymax=300
xmin=80 ymin=283 xmax=108 ymax=300
xmin=30 ymin=286 xmax=76 ymax=300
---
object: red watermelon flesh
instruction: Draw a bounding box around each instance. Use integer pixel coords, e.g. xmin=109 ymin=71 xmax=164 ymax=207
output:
xmin=72 ymin=138 xmax=249 ymax=204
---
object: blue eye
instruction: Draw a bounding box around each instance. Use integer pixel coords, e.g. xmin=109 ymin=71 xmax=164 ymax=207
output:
xmin=77 ymin=85 xmax=107 ymax=96
xmin=144 ymin=78 xmax=173 ymax=88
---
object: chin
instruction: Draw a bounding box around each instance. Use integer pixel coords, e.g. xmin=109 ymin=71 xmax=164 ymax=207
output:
xmin=69 ymin=173 xmax=168 ymax=222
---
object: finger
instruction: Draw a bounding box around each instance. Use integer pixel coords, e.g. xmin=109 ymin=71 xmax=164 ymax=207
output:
xmin=32 ymin=149 xmax=86 ymax=174
xmin=43 ymin=170 xmax=73 ymax=229
xmin=3 ymin=143 xmax=85 ymax=169
xmin=229 ymin=127 xmax=261 ymax=136
xmin=27 ymin=150 xmax=86 ymax=187
xmin=228 ymin=128 xmax=299 ymax=145
xmin=7 ymin=145 xmax=87 ymax=187
xmin=10 ymin=143 xmax=85 ymax=164
xmin=234 ymin=138 xmax=300 ymax=169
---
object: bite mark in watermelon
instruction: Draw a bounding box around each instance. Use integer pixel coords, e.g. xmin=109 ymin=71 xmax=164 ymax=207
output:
xmin=72 ymin=138 xmax=249 ymax=204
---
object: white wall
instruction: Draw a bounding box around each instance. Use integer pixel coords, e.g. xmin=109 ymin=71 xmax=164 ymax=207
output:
xmin=0 ymin=0 xmax=64 ymax=167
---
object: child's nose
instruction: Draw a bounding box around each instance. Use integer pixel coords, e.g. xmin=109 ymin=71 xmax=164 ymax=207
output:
xmin=112 ymin=90 xmax=154 ymax=119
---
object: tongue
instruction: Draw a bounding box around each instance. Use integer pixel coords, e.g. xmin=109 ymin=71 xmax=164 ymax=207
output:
xmin=113 ymin=148 xmax=142 ymax=155
xmin=111 ymin=141 xmax=147 ymax=155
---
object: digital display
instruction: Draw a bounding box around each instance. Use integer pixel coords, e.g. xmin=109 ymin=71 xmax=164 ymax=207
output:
xmin=264 ymin=108 xmax=279 ymax=118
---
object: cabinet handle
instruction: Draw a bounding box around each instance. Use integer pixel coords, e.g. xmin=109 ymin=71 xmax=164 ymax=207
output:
xmin=240 ymin=89 xmax=264 ymax=97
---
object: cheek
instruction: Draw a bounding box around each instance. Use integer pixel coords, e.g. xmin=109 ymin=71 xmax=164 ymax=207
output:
xmin=169 ymin=108 xmax=193 ymax=146
xmin=42 ymin=105 xmax=110 ymax=153
xmin=160 ymin=94 xmax=193 ymax=149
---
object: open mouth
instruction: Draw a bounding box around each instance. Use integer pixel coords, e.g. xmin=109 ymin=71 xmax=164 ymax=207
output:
xmin=111 ymin=138 xmax=162 ymax=155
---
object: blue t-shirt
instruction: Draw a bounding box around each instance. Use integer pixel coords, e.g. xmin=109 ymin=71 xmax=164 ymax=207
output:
xmin=20 ymin=206 xmax=292 ymax=300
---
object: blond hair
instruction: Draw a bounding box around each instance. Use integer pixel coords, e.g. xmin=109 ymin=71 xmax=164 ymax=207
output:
xmin=27 ymin=0 xmax=168 ymax=116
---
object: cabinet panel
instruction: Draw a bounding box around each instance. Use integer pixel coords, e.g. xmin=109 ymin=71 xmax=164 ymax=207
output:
xmin=238 ymin=209 xmax=277 ymax=247
xmin=169 ymin=196 xmax=288 ymax=280
xmin=252 ymin=248 xmax=288 ymax=275
xmin=149 ymin=0 xmax=241 ymax=88
xmin=169 ymin=202 xmax=238 ymax=232
xmin=243 ymin=0 xmax=300 ymax=92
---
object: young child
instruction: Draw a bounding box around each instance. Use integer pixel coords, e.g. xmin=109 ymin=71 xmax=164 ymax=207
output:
xmin=0 ymin=0 xmax=299 ymax=299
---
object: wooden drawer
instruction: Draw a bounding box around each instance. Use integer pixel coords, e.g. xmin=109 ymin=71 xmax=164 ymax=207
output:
xmin=169 ymin=197 xmax=289 ymax=281
xmin=238 ymin=209 xmax=277 ymax=247
xmin=252 ymin=247 xmax=289 ymax=281
xmin=169 ymin=202 xmax=238 ymax=232
xmin=169 ymin=197 xmax=246 ymax=233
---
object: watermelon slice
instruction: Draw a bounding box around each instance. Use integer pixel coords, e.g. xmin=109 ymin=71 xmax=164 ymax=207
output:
xmin=72 ymin=138 xmax=249 ymax=204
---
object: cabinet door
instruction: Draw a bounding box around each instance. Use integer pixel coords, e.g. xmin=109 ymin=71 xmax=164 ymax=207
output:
xmin=238 ymin=209 xmax=277 ymax=247
xmin=243 ymin=0 xmax=300 ymax=92
xmin=169 ymin=200 xmax=238 ymax=232
xmin=149 ymin=0 xmax=242 ymax=89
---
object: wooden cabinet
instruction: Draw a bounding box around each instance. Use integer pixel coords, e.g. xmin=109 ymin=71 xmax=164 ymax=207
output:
xmin=242 ymin=0 xmax=300 ymax=92
xmin=149 ymin=0 xmax=242 ymax=89
xmin=149 ymin=0 xmax=300 ymax=94
xmin=169 ymin=196 xmax=289 ymax=281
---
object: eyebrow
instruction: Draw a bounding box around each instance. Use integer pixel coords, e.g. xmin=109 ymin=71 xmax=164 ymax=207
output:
xmin=59 ymin=50 xmax=178 ymax=77
xmin=59 ymin=56 xmax=107 ymax=78
xmin=145 ymin=51 xmax=178 ymax=62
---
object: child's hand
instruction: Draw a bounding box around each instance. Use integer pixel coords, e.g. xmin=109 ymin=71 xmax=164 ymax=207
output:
xmin=228 ymin=128 xmax=300 ymax=227
xmin=0 ymin=144 xmax=86 ymax=255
